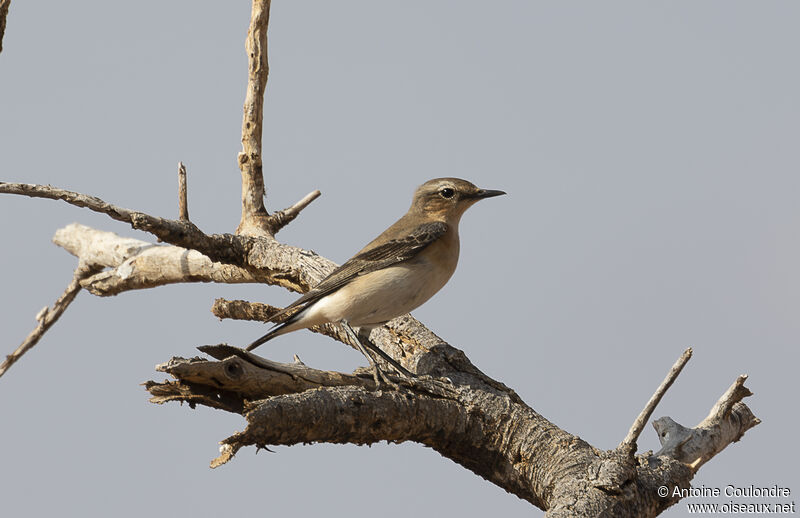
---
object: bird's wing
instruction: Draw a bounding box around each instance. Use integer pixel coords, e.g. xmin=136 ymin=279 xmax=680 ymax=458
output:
xmin=266 ymin=221 xmax=448 ymax=322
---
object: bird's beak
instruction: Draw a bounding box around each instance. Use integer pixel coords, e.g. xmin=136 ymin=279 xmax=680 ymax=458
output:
xmin=473 ymin=188 xmax=506 ymax=199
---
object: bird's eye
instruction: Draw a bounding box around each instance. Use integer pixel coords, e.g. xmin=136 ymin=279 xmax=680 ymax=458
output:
xmin=439 ymin=188 xmax=455 ymax=199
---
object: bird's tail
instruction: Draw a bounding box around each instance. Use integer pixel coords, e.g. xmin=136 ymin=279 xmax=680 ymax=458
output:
xmin=245 ymin=323 xmax=282 ymax=351
xmin=245 ymin=307 xmax=305 ymax=351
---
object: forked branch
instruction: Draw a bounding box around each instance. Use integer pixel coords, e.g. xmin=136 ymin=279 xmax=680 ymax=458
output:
xmin=654 ymin=375 xmax=760 ymax=472
xmin=0 ymin=182 xmax=320 ymax=290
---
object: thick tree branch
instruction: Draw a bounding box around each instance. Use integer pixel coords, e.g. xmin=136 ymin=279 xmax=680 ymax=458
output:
xmin=145 ymin=342 xmax=751 ymax=517
xmin=0 ymin=262 xmax=101 ymax=378
xmin=52 ymin=223 xmax=271 ymax=296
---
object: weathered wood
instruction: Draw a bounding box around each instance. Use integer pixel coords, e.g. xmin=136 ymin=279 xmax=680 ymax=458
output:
xmin=177 ymin=162 xmax=189 ymax=222
xmin=654 ymin=375 xmax=760 ymax=471
xmin=144 ymin=341 xmax=754 ymax=517
xmin=53 ymin=223 xmax=271 ymax=296
xmin=0 ymin=182 xmax=323 ymax=293
xmin=236 ymin=0 xmax=271 ymax=237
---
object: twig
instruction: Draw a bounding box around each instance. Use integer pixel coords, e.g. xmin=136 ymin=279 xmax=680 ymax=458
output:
xmin=705 ymin=373 xmax=753 ymax=420
xmin=268 ymin=190 xmax=321 ymax=234
xmin=0 ymin=182 xmax=320 ymax=284
xmin=620 ymin=347 xmax=693 ymax=449
xmin=0 ymin=181 xmax=252 ymax=267
xmin=0 ymin=262 xmax=102 ymax=379
xmin=0 ymin=0 xmax=10 ymax=54
xmin=236 ymin=0 xmax=272 ymax=237
xmin=178 ymin=161 xmax=189 ymax=222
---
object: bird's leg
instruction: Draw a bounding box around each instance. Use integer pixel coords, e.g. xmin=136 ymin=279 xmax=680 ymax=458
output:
xmin=342 ymin=321 xmax=418 ymax=383
xmin=341 ymin=321 xmax=393 ymax=387
xmin=354 ymin=325 xmax=417 ymax=379
xmin=352 ymin=333 xmax=384 ymax=386
xmin=353 ymin=329 xmax=457 ymax=390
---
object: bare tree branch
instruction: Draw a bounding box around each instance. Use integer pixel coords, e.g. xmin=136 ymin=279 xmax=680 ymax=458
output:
xmin=0 ymin=181 xmax=238 ymax=258
xmin=232 ymin=0 xmax=318 ymax=237
xmin=0 ymin=262 xmax=101 ymax=378
xmin=268 ymin=189 xmax=321 ymax=233
xmin=211 ymin=298 xmax=358 ymax=353
xmin=177 ymin=162 xmax=189 ymax=222
xmin=0 ymin=182 xmax=321 ymax=292
xmin=52 ymin=224 xmax=271 ymax=296
xmin=0 ymin=0 xmax=10 ymax=54
xmin=621 ymin=347 xmax=693 ymax=449
xmin=654 ymin=374 xmax=760 ymax=472
xmin=144 ymin=343 xmax=755 ymax=517
xmin=236 ymin=0 xmax=271 ymax=237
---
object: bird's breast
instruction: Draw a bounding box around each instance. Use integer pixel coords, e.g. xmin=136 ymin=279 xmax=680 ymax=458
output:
xmin=314 ymin=229 xmax=460 ymax=327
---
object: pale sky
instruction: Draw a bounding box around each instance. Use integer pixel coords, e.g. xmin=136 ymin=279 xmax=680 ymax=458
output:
xmin=1 ymin=2 xmax=798 ymax=517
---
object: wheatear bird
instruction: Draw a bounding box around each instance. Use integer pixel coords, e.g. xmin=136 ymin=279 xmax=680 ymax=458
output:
xmin=246 ymin=178 xmax=505 ymax=378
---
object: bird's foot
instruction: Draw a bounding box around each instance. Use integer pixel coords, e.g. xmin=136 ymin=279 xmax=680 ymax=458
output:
xmin=372 ymin=363 xmax=400 ymax=390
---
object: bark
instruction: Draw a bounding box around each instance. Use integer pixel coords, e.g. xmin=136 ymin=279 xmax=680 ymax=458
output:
xmin=145 ymin=328 xmax=754 ymax=517
xmin=654 ymin=375 xmax=760 ymax=470
xmin=52 ymin=223 xmax=271 ymax=296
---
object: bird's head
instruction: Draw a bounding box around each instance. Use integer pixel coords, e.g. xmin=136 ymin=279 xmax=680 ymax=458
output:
xmin=410 ymin=178 xmax=505 ymax=223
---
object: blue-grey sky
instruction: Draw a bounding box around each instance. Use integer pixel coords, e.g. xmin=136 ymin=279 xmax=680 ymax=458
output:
xmin=1 ymin=2 xmax=798 ymax=517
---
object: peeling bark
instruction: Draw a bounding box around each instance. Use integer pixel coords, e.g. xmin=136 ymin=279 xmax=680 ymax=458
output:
xmin=53 ymin=223 xmax=270 ymax=296
xmin=654 ymin=375 xmax=760 ymax=471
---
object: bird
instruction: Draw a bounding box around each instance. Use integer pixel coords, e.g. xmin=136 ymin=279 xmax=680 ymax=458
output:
xmin=245 ymin=177 xmax=505 ymax=379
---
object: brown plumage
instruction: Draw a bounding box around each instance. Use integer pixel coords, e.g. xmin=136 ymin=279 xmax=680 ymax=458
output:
xmin=246 ymin=178 xmax=505 ymax=353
